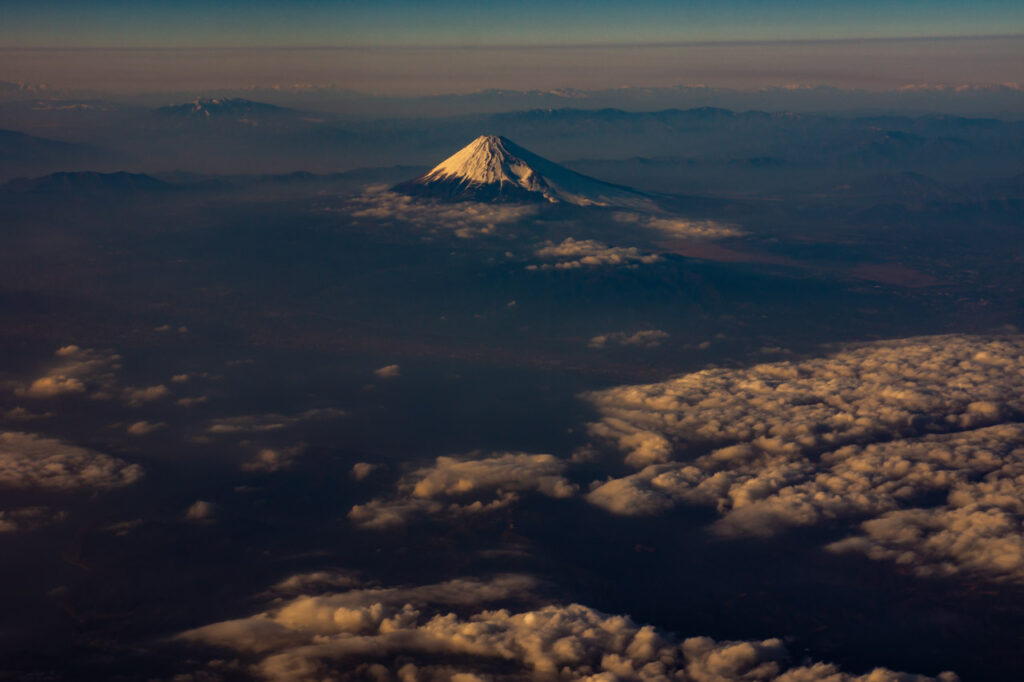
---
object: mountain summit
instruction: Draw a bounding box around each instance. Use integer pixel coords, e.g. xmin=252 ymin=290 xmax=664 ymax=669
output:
xmin=156 ymin=98 xmax=293 ymax=119
xmin=394 ymin=135 xmax=651 ymax=208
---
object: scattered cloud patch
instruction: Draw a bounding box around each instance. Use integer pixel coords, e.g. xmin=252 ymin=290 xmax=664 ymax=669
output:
xmin=103 ymin=519 xmax=145 ymax=536
xmin=2 ymin=406 xmax=52 ymax=422
xmin=373 ymin=364 xmax=401 ymax=379
xmin=207 ymin=408 xmax=346 ymax=435
xmin=349 ymin=453 xmax=577 ymax=529
xmin=14 ymin=347 xmax=176 ymax=407
xmin=17 ymin=346 xmax=121 ymax=399
xmin=122 ymin=384 xmax=172 ymax=406
xmin=0 ymin=431 xmax=143 ymax=491
xmin=268 ymin=571 xmax=362 ymax=596
xmin=126 ymin=420 xmax=166 ymax=436
xmin=242 ymin=445 xmax=307 ymax=473
xmin=614 ymin=212 xmax=746 ymax=239
xmin=350 ymin=462 xmax=378 ymax=481
xmin=185 ymin=500 xmax=219 ymax=522
xmin=342 ymin=187 xmax=538 ymax=238
xmin=529 ymin=237 xmax=661 ymax=270
xmin=589 ymin=329 xmax=670 ymax=349
xmin=0 ymin=506 xmax=63 ymax=533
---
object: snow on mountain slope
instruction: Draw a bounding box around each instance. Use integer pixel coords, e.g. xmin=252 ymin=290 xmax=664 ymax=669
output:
xmin=394 ymin=135 xmax=654 ymax=208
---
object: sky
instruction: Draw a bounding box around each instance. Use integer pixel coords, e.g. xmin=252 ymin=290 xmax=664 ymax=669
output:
xmin=1 ymin=0 xmax=1023 ymax=48
xmin=1 ymin=1 xmax=1022 ymax=94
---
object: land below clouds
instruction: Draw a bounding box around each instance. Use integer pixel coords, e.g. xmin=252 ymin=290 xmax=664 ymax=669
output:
xmin=0 ymin=91 xmax=1023 ymax=680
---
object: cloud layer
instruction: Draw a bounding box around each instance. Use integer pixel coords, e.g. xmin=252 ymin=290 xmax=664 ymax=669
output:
xmin=179 ymin=574 xmax=957 ymax=682
xmin=584 ymin=335 xmax=1024 ymax=583
xmin=586 ymin=335 xmax=1024 ymax=467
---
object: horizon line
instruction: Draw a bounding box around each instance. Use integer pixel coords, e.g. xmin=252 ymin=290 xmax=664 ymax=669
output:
xmin=4 ymin=33 xmax=1024 ymax=51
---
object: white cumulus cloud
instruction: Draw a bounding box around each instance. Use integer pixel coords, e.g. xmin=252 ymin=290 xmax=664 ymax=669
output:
xmin=185 ymin=500 xmax=219 ymax=522
xmin=585 ymin=335 xmax=1024 ymax=467
xmin=341 ymin=187 xmax=538 ymax=238
xmin=242 ymin=445 xmax=307 ymax=473
xmin=178 ymin=574 xmax=957 ymax=682
xmin=0 ymin=431 xmax=143 ymax=491
xmin=530 ymin=237 xmax=662 ymax=270
xmin=590 ymin=330 xmax=670 ymax=349
xmin=0 ymin=431 xmax=143 ymax=533
xmin=374 ymin=364 xmax=401 ymax=379
xmin=122 ymin=384 xmax=171 ymax=405
xmin=349 ymin=452 xmax=577 ymax=529
xmin=614 ymin=212 xmax=746 ymax=240
xmin=127 ymin=420 xmax=166 ymax=436
xmin=350 ymin=462 xmax=378 ymax=481
xmin=16 ymin=346 xmax=122 ymax=399
xmin=583 ymin=335 xmax=1024 ymax=583
xmin=207 ymin=408 xmax=346 ymax=435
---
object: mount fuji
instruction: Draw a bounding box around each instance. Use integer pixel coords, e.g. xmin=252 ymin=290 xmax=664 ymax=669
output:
xmin=394 ymin=135 xmax=654 ymax=209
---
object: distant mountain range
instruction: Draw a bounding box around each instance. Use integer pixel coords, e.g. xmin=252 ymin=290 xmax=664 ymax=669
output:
xmin=154 ymin=97 xmax=298 ymax=120
xmin=8 ymin=81 xmax=1024 ymax=118
xmin=0 ymin=166 xmax=427 ymax=198
xmin=1 ymin=171 xmax=170 ymax=195
xmin=2 ymin=97 xmax=1023 ymax=193
xmin=0 ymin=129 xmax=106 ymax=170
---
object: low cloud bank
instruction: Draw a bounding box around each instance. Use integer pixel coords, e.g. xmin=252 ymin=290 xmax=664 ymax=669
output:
xmin=584 ymin=335 xmax=1024 ymax=583
xmin=179 ymin=573 xmax=957 ymax=682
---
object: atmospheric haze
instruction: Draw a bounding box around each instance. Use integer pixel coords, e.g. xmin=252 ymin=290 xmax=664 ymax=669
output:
xmin=1 ymin=3 xmax=1024 ymax=681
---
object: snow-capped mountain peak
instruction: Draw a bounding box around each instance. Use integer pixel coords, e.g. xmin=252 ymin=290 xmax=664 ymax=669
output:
xmin=395 ymin=135 xmax=652 ymax=208
xmin=423 ymin=135 xmax=542 ymax=187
